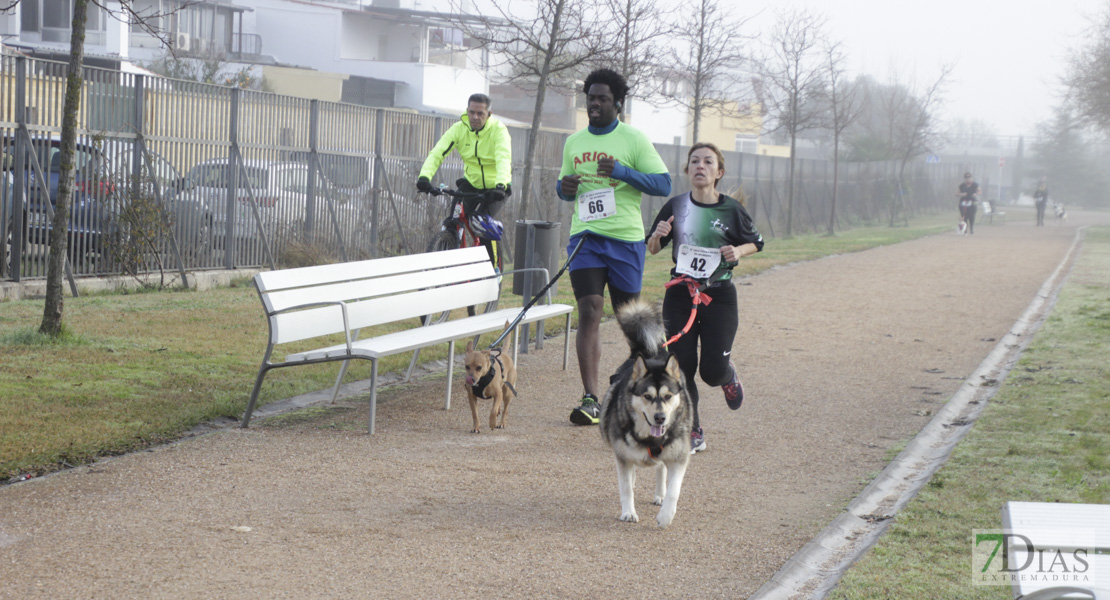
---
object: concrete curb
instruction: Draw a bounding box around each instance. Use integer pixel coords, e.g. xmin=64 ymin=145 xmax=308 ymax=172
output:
xmin=748 ymin=227 xmax=1087 ymax=600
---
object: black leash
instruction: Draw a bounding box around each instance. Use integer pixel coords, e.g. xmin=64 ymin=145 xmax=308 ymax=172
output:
xmin=487 ymin=233 xmax=589 ymax=350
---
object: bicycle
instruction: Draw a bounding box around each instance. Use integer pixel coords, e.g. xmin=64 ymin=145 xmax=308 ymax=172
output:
xmin=420 ymin=185 xmax=503 ymax=324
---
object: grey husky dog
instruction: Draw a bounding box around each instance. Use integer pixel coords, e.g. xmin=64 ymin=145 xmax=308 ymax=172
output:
xmin=600 ymin=299 xmax=693 ymax=528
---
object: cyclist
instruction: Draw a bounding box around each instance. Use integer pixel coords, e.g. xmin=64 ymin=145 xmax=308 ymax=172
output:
xmin=647 ymin=142 xmax=764 ymax=453
xmin=417 ymin=93 xmax=512 ymax=268
xmin=557 ymin=68 xmax=672 ymax=426
xmin=957 ymin=172 xmax=980 ymax=235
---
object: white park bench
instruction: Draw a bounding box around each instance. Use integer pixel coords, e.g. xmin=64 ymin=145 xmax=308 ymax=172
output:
xmin=983 ymin=200 xmax=1007 ymax=224
xmin=999 ymin=501 xmax=1110 ymax=599
xmin=241 ymin=246 xmax=573 ymax=434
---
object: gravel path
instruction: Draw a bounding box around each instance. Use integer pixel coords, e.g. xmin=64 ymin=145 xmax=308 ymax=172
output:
xmin=1 ymin=208 xmax=1103 ymax=599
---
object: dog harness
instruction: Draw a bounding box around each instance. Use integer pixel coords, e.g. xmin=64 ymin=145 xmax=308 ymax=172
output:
xmin=661 ymin=275 xmax=714 ymax=348
xmin=470 ymin=351 xmax=517 ymax=399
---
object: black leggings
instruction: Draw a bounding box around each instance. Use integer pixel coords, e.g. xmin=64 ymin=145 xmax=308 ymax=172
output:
xmin=662 ymin=282 xmax=738 ymax=430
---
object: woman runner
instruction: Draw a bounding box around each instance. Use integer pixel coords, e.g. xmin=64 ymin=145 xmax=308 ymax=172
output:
xmin=647 ymin=142 xmax=764 ymax=454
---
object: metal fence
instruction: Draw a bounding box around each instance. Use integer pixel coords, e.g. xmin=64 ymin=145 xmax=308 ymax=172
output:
xmin=1 ymin=54 xmax=988 ymax=287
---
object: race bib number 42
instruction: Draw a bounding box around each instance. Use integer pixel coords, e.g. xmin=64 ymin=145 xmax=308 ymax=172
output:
xmin=675 ymin=244 xmax=721 ymax=279
xmin=578 ymin=187 xmax=617 ymax=222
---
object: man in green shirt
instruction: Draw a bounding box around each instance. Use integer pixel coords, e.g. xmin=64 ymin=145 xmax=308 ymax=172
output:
xmin=557 ymin=69 xmax=672 ymax=425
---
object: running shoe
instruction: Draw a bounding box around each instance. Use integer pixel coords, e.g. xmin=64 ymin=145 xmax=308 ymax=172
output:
xmin=570 ymin=393 xmax=601 ymax=425
xmin=690 ymin=427 xmax=707 ymax=454
xmin=723 ymin=363 xmax=744 ymax=410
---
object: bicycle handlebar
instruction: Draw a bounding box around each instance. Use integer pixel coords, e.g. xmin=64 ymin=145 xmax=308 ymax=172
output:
xmin=423 ymin=186 xmax=485 ymax=200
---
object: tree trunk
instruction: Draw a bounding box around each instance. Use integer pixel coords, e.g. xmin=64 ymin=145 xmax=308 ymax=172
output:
xmin=827 ymin=131 xmax=839 ymax=236
xmin=40 ymin=0 xmax=88 ymax=337
xmin=517 ymin=0 xmax=566 ymax=221
xmin=786 ymin=130 xmax=797 ymax=237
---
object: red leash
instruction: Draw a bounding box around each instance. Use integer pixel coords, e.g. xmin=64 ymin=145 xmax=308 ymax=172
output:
xmin=661 ymin=275 xmax=713 ymax=348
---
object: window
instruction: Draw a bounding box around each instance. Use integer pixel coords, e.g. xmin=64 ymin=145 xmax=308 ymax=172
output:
xmin=42 ymin=0 xmax=69 ymax=29
xmin=21 ymin=0 xmax=40 ymax=32
xmin=35 ymin=0 xmax=105 ymax=44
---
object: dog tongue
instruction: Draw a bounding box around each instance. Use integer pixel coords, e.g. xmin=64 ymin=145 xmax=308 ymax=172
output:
xmin=465 ymin=374 xmax=474 ymax=386
xmin=650 ymin=425 xmax=664 ymax=438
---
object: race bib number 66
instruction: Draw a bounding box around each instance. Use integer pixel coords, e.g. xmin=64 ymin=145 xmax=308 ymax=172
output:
xmin=676 ymin=244 xmax=721 ymax=279
xmin=578 ymin=187 xmax=617 ymax=222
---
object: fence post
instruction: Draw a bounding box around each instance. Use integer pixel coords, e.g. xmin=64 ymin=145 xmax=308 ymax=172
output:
xmin=305 ymin=99 xmax=319 ymax=238
xmin=9 ymin=57 xmax=27 ymax=281
xmin=226 ymin=88 xmax=240 ymax=269
xmin=370 ymin=108 xmax=384 ymax=258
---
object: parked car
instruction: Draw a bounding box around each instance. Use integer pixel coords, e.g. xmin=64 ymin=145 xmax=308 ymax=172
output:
xmin=175 ymin=158 xmax=329 ymax=250
xmin=2 ymin=135 xmax=186 ymax=266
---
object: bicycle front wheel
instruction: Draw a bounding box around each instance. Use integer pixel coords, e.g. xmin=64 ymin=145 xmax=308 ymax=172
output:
xmin=421 ymin=231 xmax=459 ymax=325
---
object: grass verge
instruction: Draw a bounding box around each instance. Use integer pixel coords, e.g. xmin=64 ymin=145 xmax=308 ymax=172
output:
xmin=0 ymin=214 xmax=955 ymax=480
xmin=828 ymin=227 xmax=1110 ymax=599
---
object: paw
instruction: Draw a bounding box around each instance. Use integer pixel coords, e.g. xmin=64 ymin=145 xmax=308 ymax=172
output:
xmin=471 ymin=428 xmax=480 ymax=434
xmin=657 ymin=508 xmax=676 ymax=528
xmin=653 ymin=495 xmax=664 ymax=506
xmin=619 ymin=510 xmax=639 ymax=523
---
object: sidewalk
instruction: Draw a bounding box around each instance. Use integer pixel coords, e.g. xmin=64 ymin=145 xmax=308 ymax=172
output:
xmin=0 ymin=211 xmax=1101 ymax=599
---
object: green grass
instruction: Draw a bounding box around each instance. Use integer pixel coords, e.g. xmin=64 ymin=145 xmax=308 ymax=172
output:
xmin=0 ymin=214 xmax=955 ymax=480
xmin=828 ymin=228 xmax=1110 ymax=599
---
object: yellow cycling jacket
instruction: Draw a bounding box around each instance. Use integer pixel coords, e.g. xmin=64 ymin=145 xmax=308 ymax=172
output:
xmin=419 ymin=114 xmax=513 ymax=190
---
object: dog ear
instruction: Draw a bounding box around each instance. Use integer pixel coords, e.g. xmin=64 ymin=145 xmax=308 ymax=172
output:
xmin=466 ymin=340 xmax=475 ymax=352
xmin=664 ymin=354 xmax=683 ymax=380
xmin=632 ymin=355 xmax=647 ymax=380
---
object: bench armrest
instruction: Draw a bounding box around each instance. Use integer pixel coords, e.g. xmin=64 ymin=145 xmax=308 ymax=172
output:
xmin=499 ymin=267 xmax=554 ymax=304
xmin=268 ymin=300 xmax=354 ymax=354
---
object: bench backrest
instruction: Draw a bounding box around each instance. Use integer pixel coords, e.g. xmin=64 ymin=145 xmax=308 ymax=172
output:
xmin=255 ymin=246 xmax=498 ymax=344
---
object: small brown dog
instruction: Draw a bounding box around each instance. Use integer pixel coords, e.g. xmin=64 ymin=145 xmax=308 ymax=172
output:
xmin=463 ymin=323 xmax=517 ymax=433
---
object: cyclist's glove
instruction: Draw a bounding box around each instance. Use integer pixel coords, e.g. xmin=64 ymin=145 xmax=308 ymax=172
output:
xmin=416 ymin=177 xmax=433 ymax=193
xmin=485 ymin=184 xmax=507 ymax=203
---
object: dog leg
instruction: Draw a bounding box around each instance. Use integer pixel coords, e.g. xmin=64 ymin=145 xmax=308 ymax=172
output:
xmin=468 ymin=395 xmax=481 ymax=434
xmin=489 ymin=393 xmax=502 ymax=431
xmin=653 ymin=462 xmax=668 ymax=506
xmin=497 ymin=387 xmax=511 ymax=429
xmin=656 ymin=459 xmax=689 ymax=529
xmin=615 ymin=458 xmax=638 ymax=523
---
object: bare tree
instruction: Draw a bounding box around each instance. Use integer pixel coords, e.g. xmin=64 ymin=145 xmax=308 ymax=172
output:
xmin=593 ymin=0 xmax=676 ymax=120
xmin=1064 ymin=3 xmax=1110 ymax=132
xmin=758 ymin=7 xmax=828 ymax=236
xmin=887 ymin=65 xmax=953 ymax=225
xmin=665 ymin=0 xmax=751 ymax=142
xmin=821 ymin=41 xmax=865 ymax=236
xmin=15 ymin=0 xmax=179 ymax=336
xmin=451 ymin=0 xmax=603 ymax=219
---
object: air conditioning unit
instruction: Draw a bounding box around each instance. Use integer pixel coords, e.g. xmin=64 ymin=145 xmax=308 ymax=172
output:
xmin=174 ymin=32 xmax=191 ymax=52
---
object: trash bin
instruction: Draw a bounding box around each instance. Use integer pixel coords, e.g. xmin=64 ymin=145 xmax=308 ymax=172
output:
xmin=512 ymin=220 xmax=562 ymax=353
xmin=512 ymin=220 xmax=561 ymax=299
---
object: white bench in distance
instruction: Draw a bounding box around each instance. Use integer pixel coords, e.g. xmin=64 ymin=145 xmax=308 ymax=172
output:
xmin=983 ymin=200 xmax=1006 ymax=224
xmin=241 ymin=246 xmax=573 ymax=434
xmin=1000 ymin=501 xmax=1110 ymax=599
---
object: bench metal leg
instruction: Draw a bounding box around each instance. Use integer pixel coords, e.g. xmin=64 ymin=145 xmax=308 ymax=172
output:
xmin=331 ymin=359 xmax=350 ymax=403
xmin=563 ymin=313 xmax=571 ymax=370
xmin=513 ymin=325 xmax=520 ymax=367
xmin=241 ymin=346 xmax=275 ymax=428
xmin=404 ymin=348 xmax=421 ymax=383
xmin=367 ymin=358 xmax=378 ymax=435
xmin=331 ymin=328 xmax=361 ymax=402
xmin=445 ymin=339 xmax=455 ymax=410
